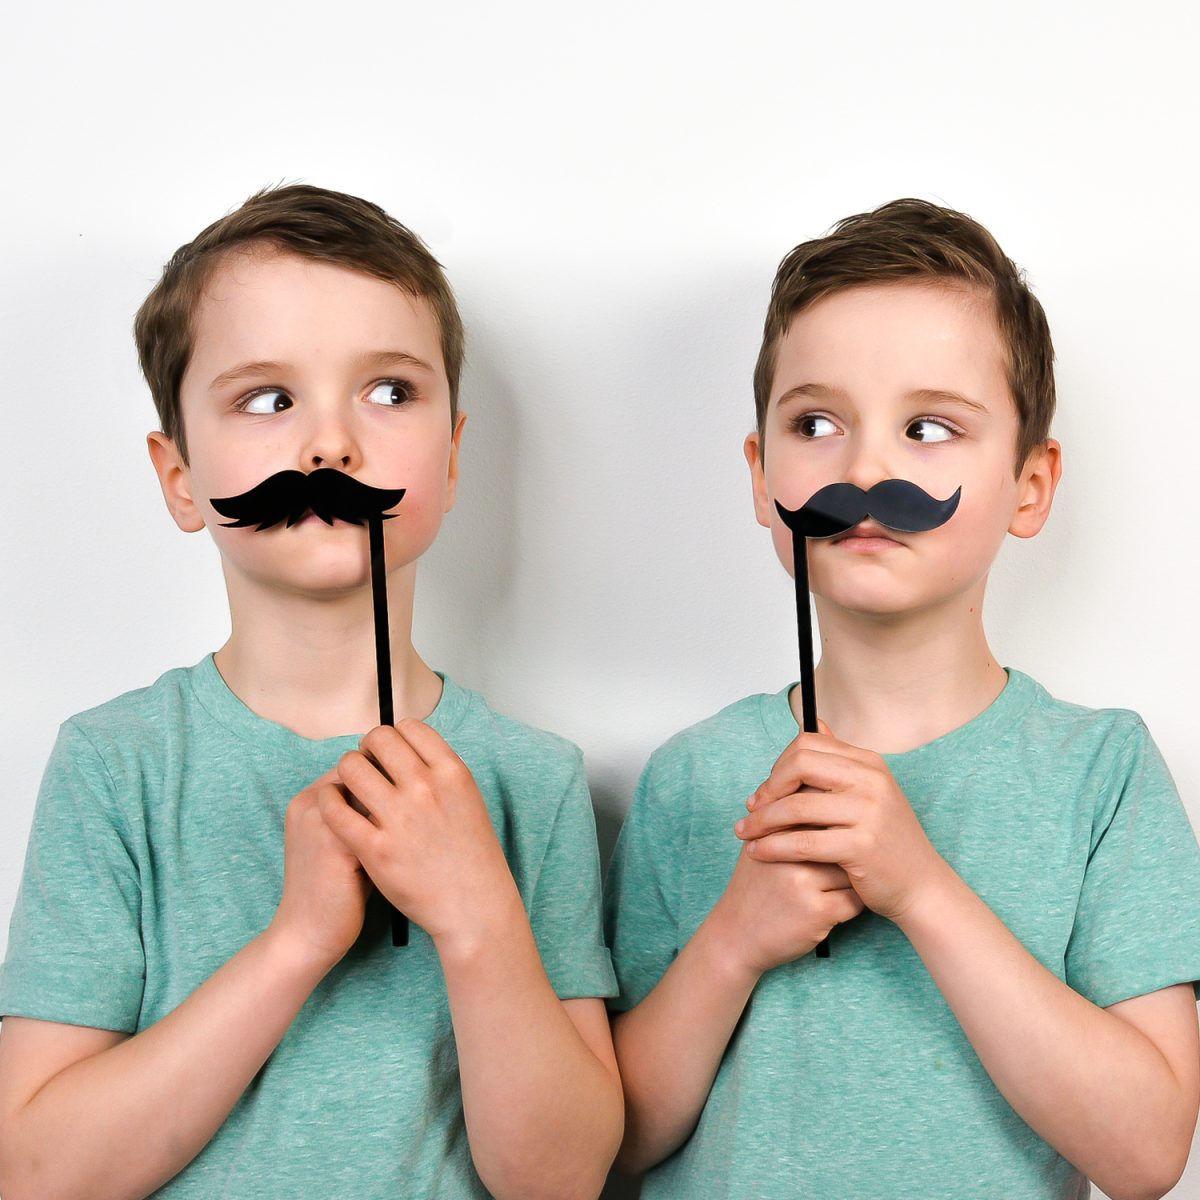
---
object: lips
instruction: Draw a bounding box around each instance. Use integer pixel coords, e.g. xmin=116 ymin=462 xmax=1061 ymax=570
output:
xmin=831 ymin=520 xmax=901 ymax=544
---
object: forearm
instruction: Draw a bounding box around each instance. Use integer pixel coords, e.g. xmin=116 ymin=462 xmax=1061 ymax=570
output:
xmin=1 ymin=926 xmax=328 ymax=1200
xmin=437 ymin=886 xmax=623 ymax=1200
xmin=898 ymin=863 xmax=1195 ymax=1200
xmin=611 ymin=906 xmax=760 ymax=1174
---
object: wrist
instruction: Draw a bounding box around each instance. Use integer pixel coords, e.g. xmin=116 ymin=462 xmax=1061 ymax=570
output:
xmin=698 ymin=899 xmax=767 ymax=993
xmin=891 ymin=856 xmax=963 ymax=940
xmin=430 ymin=877 xmax=530 ymax=974
xmin=259 ymin=918 xmax=343 ymax=985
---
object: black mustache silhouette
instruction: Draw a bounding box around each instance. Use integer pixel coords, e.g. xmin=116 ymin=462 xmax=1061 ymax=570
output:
xmin=775 ymin=479 xmax=961 ymax=540
xmin=211 ymin=469 xmax=406 ymax=530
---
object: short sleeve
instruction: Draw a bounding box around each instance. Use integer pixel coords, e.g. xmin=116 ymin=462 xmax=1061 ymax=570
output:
xmin=0 ymin=721 xmax=146 ymax=1031
xmin=527 ymin=752 xmax=618 ymax=1000
xmin=1064 ymin=720 xmax=1200 ymax=1008
xmin=604 ymin=751 xmax=686 ymax=1012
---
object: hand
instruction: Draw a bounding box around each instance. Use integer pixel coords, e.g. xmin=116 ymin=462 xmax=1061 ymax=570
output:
xmin=269 ymin=769 xmax=374 ymax=970
xmin=734 ymin=726 xmax=949 ymax=922
xmin=710 ymin=843 xmax=864 ymax=978
xmin=322 ymin=721 xmax=521 ymax=957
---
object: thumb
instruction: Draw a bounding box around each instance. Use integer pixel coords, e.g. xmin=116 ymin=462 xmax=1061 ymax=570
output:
xmin=817 ymin=717 xmax=835 ymax=737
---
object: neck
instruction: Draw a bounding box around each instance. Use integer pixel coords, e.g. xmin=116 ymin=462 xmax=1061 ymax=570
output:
xmin=214 ymin=561 xmax=442 ymax=740
xmin=801 ymin=582 xmax=1007 ymax=753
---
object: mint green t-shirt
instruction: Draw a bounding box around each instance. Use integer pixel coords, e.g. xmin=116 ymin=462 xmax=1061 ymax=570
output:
xmin=605 ymin=670 xmax=1200 ymax=1199
xmin=0 ymin=656 xmax=616 ymax=1199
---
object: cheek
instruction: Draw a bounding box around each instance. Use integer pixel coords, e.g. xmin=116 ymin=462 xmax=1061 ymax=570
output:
xmin=768 ymin=517 xmax=799 ymax=578
xmin=960 ymin=471 xmax=1021 ymax=541
xmin=934 ymin=489 xmax=1016 ymax=585
xmin=383 ymin=442 xmax=454 ymax=540
xmin=186 ymin=440 xmax=285 ymax=525
xmin=763 ymin=441 xmax=844 ymax=514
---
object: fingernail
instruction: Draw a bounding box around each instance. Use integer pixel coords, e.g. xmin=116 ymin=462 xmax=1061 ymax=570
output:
xmin=735 ymin=819 xmax=746 ymax=836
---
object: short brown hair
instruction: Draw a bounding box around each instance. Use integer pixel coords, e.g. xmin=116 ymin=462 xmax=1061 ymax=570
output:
xmin=752 ymin=198 xmax=1055 ymax=470
xmin=134 ymin=184 xmax=464 ymax=462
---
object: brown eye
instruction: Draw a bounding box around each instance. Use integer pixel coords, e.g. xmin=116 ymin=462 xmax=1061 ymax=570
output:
xmin=242 ymin=390 xmax=292 ymax=414
xmin=906 ymin=418 xmax=955 ymax=443
xmin=793 ymin=414 xmax=838 ymax=439
xmin=367 ymin=380 xmax=415 ymax=407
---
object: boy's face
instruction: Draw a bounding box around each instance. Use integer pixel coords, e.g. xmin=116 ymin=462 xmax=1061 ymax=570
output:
xmin=746 ymin=282 xmax=1059 ymax=619
xmin=148 ymin=248 xmax=463 ymax=600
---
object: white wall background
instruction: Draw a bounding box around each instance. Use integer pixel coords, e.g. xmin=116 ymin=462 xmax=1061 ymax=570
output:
xmin=1 ymin=2 xmax=1197 ymax=1196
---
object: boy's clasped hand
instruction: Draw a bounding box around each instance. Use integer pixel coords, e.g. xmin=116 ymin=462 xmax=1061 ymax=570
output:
xmin=735 ymin=725 xmax=951 ymax=924
xmin=328 ymin=722 xmax=520 ymax=955
xmin=272 ymin=721 xmax=518 ymax=970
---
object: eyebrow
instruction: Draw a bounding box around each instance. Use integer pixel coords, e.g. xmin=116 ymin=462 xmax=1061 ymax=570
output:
xmin=208 ymin=350 xmax=436 ymax=393
xmin=358 ymin=350 xmax=437 ymax=375
xmin=208 ymin=360 xmax=287 ymax=391
xmin=906 ymin=387 xmax=989 ymax=415
xmin=775 ymin=383 xmax=849 ymax=408
xmin=775 ymin=382 xmax=988 ymax=415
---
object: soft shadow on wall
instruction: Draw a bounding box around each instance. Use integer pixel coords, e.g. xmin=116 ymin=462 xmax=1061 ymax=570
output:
xmin=411 ymin=319 xmax=522 ymax=688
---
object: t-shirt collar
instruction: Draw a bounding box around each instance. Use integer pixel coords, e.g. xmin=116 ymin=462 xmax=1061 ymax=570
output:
xmin=186 ymin=653 xmax=470 ymax=751
xmin=759 ymin=668 xmax=1038 ymax=767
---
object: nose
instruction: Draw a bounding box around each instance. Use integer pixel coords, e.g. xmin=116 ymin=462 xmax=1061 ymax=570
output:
xmin=840 ymin=422 xmax=896 ymax=491
xmin=300 ymin=407 xmax=361 ymax=473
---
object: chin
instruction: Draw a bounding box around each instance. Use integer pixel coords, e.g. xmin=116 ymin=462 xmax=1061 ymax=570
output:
xmin=816 ymin=580 xmax=935 ymax=619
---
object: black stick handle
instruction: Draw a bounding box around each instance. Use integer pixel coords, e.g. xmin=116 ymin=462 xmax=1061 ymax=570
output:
xmin=369 ymin=515 xmax=409 ymax=948
xmin=793 ymin=531 xmax=818 ymax=735
xmin=793 ymin=530 xmax=830 ymax=959
xmin=369 ymin=515 xmax=394 ymax=728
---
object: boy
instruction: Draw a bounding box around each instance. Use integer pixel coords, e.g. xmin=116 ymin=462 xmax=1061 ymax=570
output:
xmin=605 ymin=199 xmax=1200 ymax=1199
xmin=0 ymin=185 xmax=622 ymax=1200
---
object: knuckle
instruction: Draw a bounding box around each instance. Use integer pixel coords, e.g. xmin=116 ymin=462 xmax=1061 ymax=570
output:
xmin=361 ymin=726 xmax=391 ymax=757
xmin=439 ymin=753 xmax=468 ymax=781
xmin=292 ymin=790 xmax=320 ymax=821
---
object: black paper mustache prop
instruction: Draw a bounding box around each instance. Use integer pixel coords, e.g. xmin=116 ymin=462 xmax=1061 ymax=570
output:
xmin=211 ymin=467 xmax=405 ymax=531
xmin=778 ymin=479 xmax=962 ymax=541
xmin=774 ymin=479 xmax=961 ymax=959
xmin=212 ymin=468 xmax=411 ymax=947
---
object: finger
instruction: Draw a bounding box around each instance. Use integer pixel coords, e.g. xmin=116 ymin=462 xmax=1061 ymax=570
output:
xmin=796 ymin=861 xmax=857 ymax=891
xmin=343 ymin=783 xmax=376 ymax=822
xmin=737 ymin=791 xmax=860 ymax=839
xmin=825 ymin=887 xmax=865 ymax=925
xmin=750 ymin=749 xmax=862 ymax=808
xmin=745 ymin=827 xmax=851 ymax=864
xmin=359 ymin=724 xmax=425 ymax=781
xmin=782 ymin=729 xmax=879 ymax=767
xmin=391 ymin=718 xmax=464 ymax=774
xmin=336 ymin=750 xmax=402 ymax=822
xmin=317 ymin=782 xmax=379 ymax=858
xmin=306 ymin=767 xmax=342 ymax=790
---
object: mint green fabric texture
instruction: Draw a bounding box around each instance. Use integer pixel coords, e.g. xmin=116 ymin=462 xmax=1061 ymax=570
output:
xmin=0 ymin=656 xmax=616 ymax=1199
xmin=605 ymin=670 xmax=1200 ymax=1199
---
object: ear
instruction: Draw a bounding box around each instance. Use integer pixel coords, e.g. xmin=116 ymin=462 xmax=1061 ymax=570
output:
xmin=147 ymin=432 xmax=206 ymax=533
xmin=744 ymin=431 xmax=773 ymax=529
xmin=1009 ymin=438 xmax=1062 ymax=539
xmin=443 ymin=411 xmax=467 ymax=513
